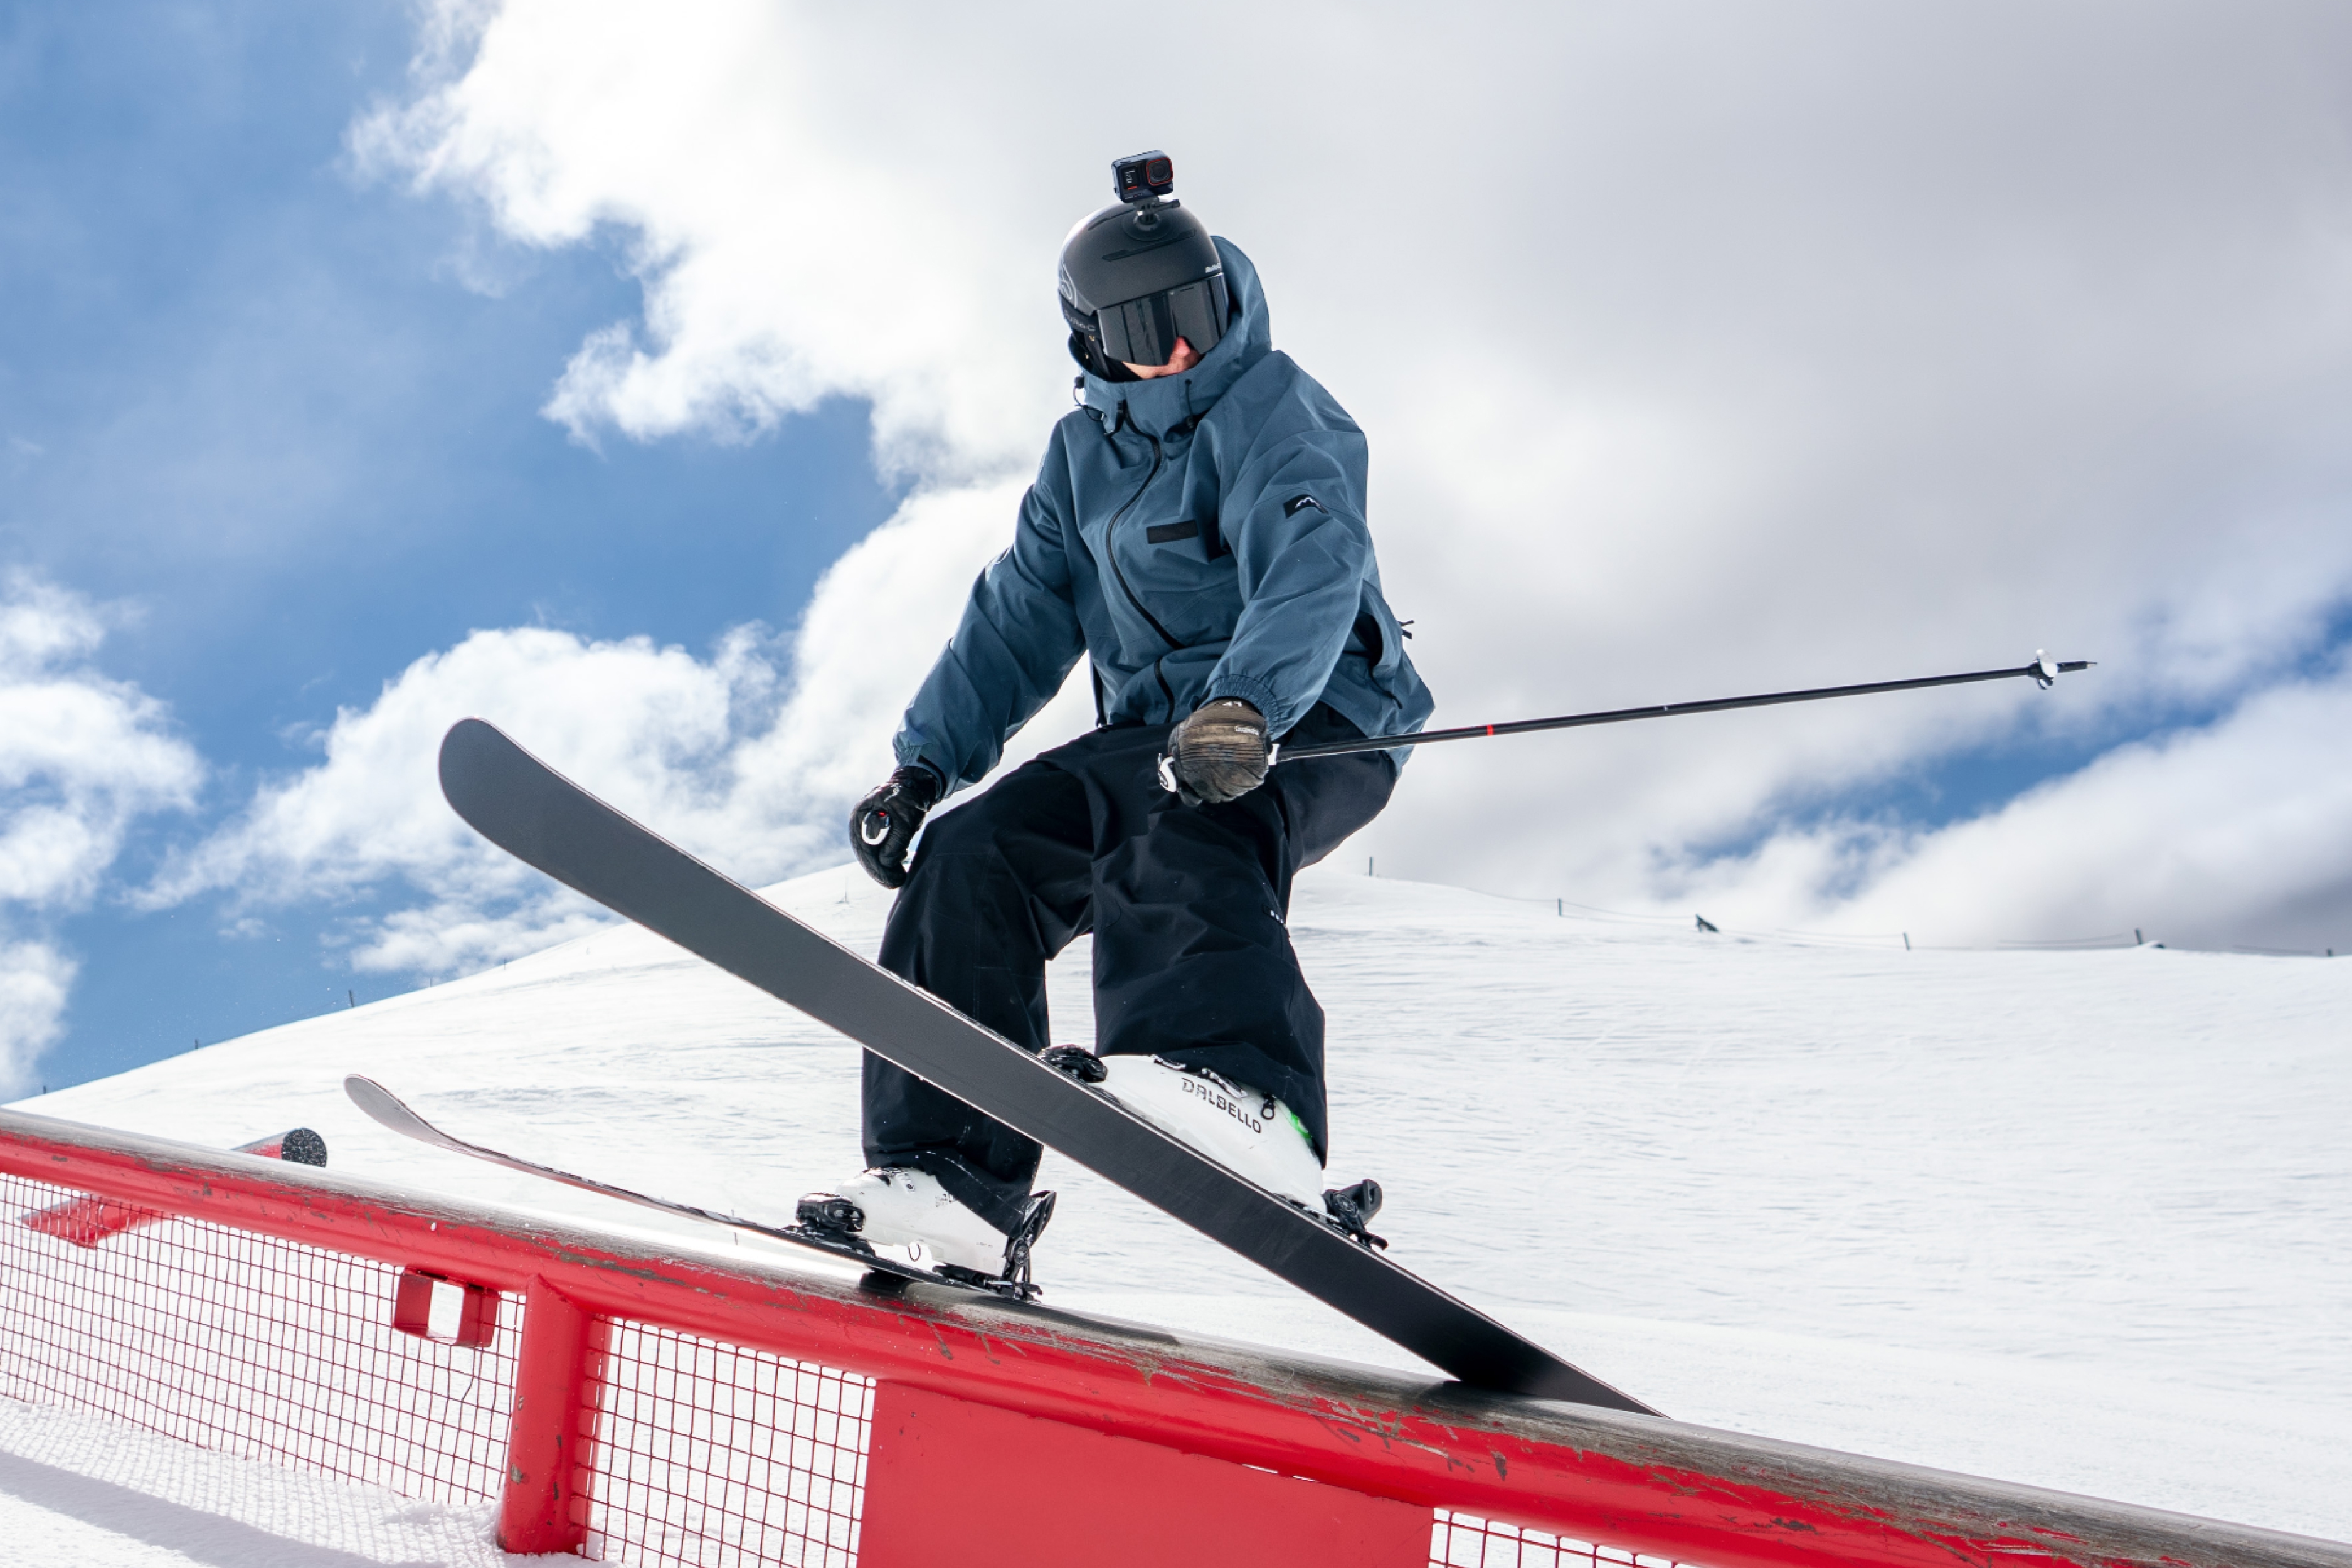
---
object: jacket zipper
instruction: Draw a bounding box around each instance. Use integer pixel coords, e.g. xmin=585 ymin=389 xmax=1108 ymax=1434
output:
xmin=1103 ymin=410 xmax=1185 ymax=653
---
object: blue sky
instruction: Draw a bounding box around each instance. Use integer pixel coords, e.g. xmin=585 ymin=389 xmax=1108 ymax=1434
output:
xmin=5 ymin=3 xmax=2348 ymax=1098
xmin=3 ymin=4 xmax=894 ymax=1085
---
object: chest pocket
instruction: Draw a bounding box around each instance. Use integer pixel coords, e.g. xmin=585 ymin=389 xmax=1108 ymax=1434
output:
xmin=1143 ymin=516 xmax=1229 ymax=557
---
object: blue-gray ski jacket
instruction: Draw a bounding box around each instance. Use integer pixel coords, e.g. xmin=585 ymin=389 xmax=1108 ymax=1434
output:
xmin=894 ymin=239 xmax=1434 ymax=792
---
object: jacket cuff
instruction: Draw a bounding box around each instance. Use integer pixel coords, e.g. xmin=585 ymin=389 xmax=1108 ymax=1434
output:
xmin=891 ymin=739 xmax=955 ymax=796
xmin=1202 ymin=672 xmax=1289 ymax=734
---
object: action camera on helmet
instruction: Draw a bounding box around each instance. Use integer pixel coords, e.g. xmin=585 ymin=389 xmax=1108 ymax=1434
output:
xmin=1113 ymin=151 xmax=1175 ymax=204
xmin=1059 ymin=150 xmax=1229 ymax=378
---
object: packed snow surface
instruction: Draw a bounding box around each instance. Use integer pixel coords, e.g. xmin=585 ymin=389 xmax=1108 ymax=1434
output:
xmin=0 ymin=1398 xmax=525 ymax=1567
xmin=9 ymin=864 xmax=2349 ymax=1562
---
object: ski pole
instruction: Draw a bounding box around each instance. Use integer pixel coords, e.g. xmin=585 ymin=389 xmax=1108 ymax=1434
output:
xmin=1271 ymin=650 xmax=2092 ymax=765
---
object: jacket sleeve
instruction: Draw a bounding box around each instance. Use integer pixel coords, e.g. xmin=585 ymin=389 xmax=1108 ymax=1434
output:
xmin=1202 ymin=437 xmax=1372 ymax=737
xmin=893 ymin=480 xmax=1088 ymax=791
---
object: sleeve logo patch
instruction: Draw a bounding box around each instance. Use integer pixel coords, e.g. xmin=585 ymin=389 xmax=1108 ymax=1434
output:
xmin=1283 ymin=494 xmax=1324 ymax=518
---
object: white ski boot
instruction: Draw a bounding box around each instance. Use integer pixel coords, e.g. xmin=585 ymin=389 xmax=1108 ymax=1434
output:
xmin=1040 ymin=1047 xmax=1389 ymax=1248
xmin=797 ymin=1168 xmax=1045 ymax=1280
xmin=1096 ymin=1055 xmax=1328 ymax=1207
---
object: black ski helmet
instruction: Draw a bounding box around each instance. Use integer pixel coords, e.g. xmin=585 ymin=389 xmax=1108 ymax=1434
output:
xmin=1059 ymin=150 xmax=1230 ymax=378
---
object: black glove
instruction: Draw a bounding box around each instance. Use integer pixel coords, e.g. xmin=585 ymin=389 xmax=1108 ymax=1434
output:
xmin=1161 ymin=698 xmax=1271 ymax=805
xmin=850 ymin=765 xmax=943 ymax=888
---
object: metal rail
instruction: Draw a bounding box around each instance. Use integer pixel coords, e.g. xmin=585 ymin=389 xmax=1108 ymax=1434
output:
xmin=1 ymin=1106 xmax=2340 ymax=1568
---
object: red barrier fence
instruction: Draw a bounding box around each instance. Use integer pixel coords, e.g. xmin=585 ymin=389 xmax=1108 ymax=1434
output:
xmin=1 ymin=1107 xmax=2344 ymax=1568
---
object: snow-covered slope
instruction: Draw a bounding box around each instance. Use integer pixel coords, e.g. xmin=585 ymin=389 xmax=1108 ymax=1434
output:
xmin=13 ymin=864 xmax=2350 ymax=1547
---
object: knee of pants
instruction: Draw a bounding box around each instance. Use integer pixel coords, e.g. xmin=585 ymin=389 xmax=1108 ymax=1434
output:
xmin=906 ymin=800 xmax=1000 ymax=867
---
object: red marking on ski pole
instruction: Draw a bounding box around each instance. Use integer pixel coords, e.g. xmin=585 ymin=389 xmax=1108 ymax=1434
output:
xmin=1485 ymin=724 xmax=1495 ymax=735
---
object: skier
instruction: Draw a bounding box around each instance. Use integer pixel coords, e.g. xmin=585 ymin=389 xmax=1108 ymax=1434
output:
xmin=800 ymin=152 xmax=1433 ymax=1284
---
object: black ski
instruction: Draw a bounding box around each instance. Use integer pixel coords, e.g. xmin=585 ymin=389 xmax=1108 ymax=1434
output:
xmin=437 ymin=718 xmax=1656 ymax=1414
xmin=343 ymin=1074 xmax=1046 ymax=1299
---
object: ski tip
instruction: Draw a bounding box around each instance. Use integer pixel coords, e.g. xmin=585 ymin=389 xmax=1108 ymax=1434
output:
xmin=342 ymin=1074 xmax=413 ymax=1131
xmin=437 ymin=718 xmax=510 ymax=810
xmin=440 ymin=718 xmax=501 ymax=750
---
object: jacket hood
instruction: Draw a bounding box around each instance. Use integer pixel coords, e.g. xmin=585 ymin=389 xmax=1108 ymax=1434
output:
xmin=1076 ymin=236 xmax=1271 ymax=437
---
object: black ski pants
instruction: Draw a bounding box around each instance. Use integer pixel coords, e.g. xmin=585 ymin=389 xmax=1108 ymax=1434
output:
xmin=865 ymin=704 xmax=1397 ymax=1232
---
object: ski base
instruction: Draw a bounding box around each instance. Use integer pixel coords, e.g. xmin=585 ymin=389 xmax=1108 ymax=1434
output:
xmin=433 ymin=718 xmax=1657 ymax=1413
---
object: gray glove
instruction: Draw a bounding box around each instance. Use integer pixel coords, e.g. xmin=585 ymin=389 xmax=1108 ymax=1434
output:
xmin=1162 ymin=698 xmax=1271 ymax=805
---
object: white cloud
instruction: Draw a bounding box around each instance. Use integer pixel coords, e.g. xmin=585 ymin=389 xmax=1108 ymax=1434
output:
xmin=147 ymin=622 xmax=763 ymax=972
xmin=1666 ymin=655 xmax=2352 ymax=953
xmin=0 ymin=941 xmax=75 ymax=1089
xmin=152 ymin=479 xmax=1086 ymax=975
xmin=326 ymin=1 xmax=2352 ymax=950
xmin=728 ymin=477 xmax=1073 ymax=806
xmin=352 ymin=0 xmax=1072 ymax=477
xmin=0 ymin=576 xmax=203 ymax=1091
